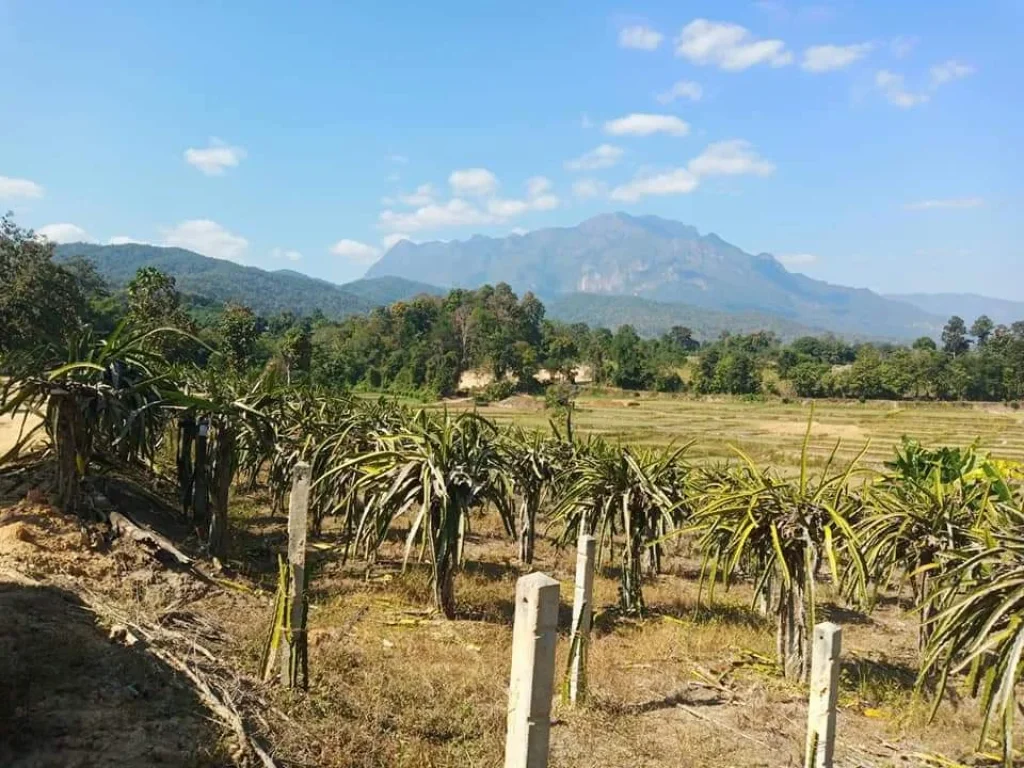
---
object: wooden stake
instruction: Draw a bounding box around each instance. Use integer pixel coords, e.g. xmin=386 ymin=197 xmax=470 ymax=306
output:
xmin=193 ymin=417 xmax=210 ymax=530
xmin=504 ymin=572 xmax=560 ymax=768
xmin=281 ymin=462 xmax=311 ymax=688
xmin=805 ymin=622 xmax=842 ymax=768
xmin=567 ymin=533 xmax=596 ymax=705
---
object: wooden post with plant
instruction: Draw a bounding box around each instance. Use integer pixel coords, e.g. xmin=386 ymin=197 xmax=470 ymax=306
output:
xmin=193 ymin=417 xmax=210 ymax=531
xmin=282 ymin=461 xmax=311 ymax=688
xmin=566 ymin=533 xmax=596 ymax=706
xmin=505 ymin=572 xmax=560 ymax=768
xmin=260 ymin=461 xmax=311 ymax=689
xmin=804 ymin=622 xmax=841 ymax=768
xmin=208 ymin=420 xmax=235 ymax=559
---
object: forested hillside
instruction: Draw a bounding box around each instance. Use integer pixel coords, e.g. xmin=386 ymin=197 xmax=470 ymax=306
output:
xmin=53 ymin=243 xmax=442 ymax=320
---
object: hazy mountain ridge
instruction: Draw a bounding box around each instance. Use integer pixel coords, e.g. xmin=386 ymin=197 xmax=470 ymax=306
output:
xmin=545 ymin=293 xmax=824 ymax=341
xmin=369 ymin=213 xmax=946 ymax=339
xmin=54 ymin=243 xmax=438 ymax=319
xmin=886 ymin=293 xmax=1024 ymax=327
xmin=51 ymin=218 xmax=1013 ymax=343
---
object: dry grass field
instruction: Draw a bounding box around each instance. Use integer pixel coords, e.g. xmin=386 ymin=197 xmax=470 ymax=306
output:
xmin=459 ymin=392 xmax=1024 ymax=473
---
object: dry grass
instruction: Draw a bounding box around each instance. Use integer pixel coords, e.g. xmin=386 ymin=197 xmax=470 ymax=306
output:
xmin=446 ymin=393 xmax=1024 ymax=475
xmin=191 ymin=502 xmax=1002 ymax=767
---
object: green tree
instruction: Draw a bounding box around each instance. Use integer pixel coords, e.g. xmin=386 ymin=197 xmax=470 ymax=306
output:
xmin=712 ymin=352 xmax=760 ymax=394
xmin=970 ymin=314 xmax=994 ymax=347
xmin=790 ymin=361 xmax=829 ymax=397
xmin=218 ymin=303 xmax=261 ymax=370
xmin=127 ymin=267 xmax=183 ymax=327
xmin=663 ymin=325 xmax=699 ymax=353
xmin=912 ymin=336 xmax=937 ymax=351
xmin=0 ymin=214 xmax=88 ymax=353
xmin=942 ymin=315 xmax=971 ymax=357
xmin=281 ymin=321 xmax=313 ymax=380
xmin=610 ymin=325 xmax=652 ymax=389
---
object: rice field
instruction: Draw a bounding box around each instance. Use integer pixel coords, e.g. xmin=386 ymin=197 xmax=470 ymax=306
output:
xmin=461 ymin=393 xmax=1024 ymax=472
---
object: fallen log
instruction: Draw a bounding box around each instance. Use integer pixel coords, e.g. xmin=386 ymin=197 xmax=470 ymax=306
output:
xmin=108 ymin=509 xmax=194 ymax=566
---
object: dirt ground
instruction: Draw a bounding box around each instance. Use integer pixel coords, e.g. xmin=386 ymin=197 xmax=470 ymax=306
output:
xmin=0 ymin=412 xmax=43 ymax=458
xmin=0 ymin=459 xmax=1007 ymax=768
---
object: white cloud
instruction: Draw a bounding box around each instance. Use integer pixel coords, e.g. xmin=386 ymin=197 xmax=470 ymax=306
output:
xmin=526 ymin=176 xmax=552 ymax=197
xmin=619 ymin=25 xmax=663 ymax=50
xmin=487 ymin=198 xmax=530 ymax=218
xmin=37 ymin=223 xmax=89 ymax=243
xmin=449 ymin=167 xmax=499 ymax=197
xmin=0 ymin=175 xmax=44 ymax=199
xmin=531 ymin=194 xmax=559 ymax=211
xmin=656 ymin=80 xmax=703 ymax=104
xmin=877 ymin=60 xmax=975 ymax=108
xmin=675 ymin=19 xmax=792 ymax=71
xmin=388 ymin=153 xmax=409 ymax=164
xmin=398 ymin=183 xmax=436 ymax=206
xmin=572 ymin=178 xmax=607 ymax=199
xmin=905 ymin=198 xmax=984 ymax=211
xmin=379 ymin=198 xmax=495 ymax=233
xmin=610 ymin=169 xmax=699 ymax=202
xmin=565 ymin=144 xmax=624 ymax=171
xmin=778 ymin=253 xmax=818 ymax=266
xmin=890 ymin=35 xmax=918 ymax=58
xmin=108 ymin=235 xmax=146 ymax=245
xmin=930 ymin=59 xmax=975 ymax=87
xmin=487 ymin=192 xmax=560 ymax=218
xmin=271 ymin=247 xmax=303 ymax=262
xmin=330 ymin=239 xmax=381 ymax=265
xmin=875 ymin=70 xmax=929 ymax=108
xmin=381 ymin=233 xmax=411 ymax=250
xmin=509 ymin=227 xmax=528 ymax=236
xmin=183 ymin=138 xmax=246 ymax=176
xmin=605 ymin=113 xmax=690 ymax=137
xmin=162 ymin=219 xmax=248 ymax=262
xmin=801 ymin=43 xmax=872 ymax=72
xmin=688 ymin=140 xmax=775 ymax=177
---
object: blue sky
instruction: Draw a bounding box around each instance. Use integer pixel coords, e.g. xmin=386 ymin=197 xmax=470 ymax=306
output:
xmin=1 ymin=0 xmax=1021 ymax=298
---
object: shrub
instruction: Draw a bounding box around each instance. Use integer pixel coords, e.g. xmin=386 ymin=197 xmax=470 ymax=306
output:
xmin=544 ymin=382 xmax=576 ymax=412
xmin=654 ymin=370 xmax=684 ymax=393
xmin=476 ymin=378 xmax=516 ymax=404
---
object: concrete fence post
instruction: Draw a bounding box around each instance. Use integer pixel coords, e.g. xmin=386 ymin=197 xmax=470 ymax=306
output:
xmin=281 ymin=462 xmax=311 ymax=688
xmin=567 ymin=533 xmax=596 ymax=705
xmin=504 ymin=572 xmax=560 ymax=768
xmin=804 ymin=622 xmax=842 ymax=768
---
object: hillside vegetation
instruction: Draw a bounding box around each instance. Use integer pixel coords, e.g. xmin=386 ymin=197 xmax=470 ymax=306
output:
xmin=54 ymin=242 xmax=438 ymax=319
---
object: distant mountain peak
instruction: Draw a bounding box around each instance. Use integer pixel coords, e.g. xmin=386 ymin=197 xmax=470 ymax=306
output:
xmin=365 ymin=213 xmax=944 ymax=339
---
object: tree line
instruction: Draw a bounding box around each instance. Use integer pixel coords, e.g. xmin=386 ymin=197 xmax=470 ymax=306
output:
xmin=3 ymin=213 xmax=1023 ymax=403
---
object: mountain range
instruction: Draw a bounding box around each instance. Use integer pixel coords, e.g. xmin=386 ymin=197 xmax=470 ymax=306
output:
xmin=55 ymin=243 xmax=437 ymax=319
xmin=368 ymin=213 xmax=945 ymax=339
xmin=886 ymin=293 xmax=1024 ymax=327
xmin=54 ymin=212 xmax=1015 ymax=341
